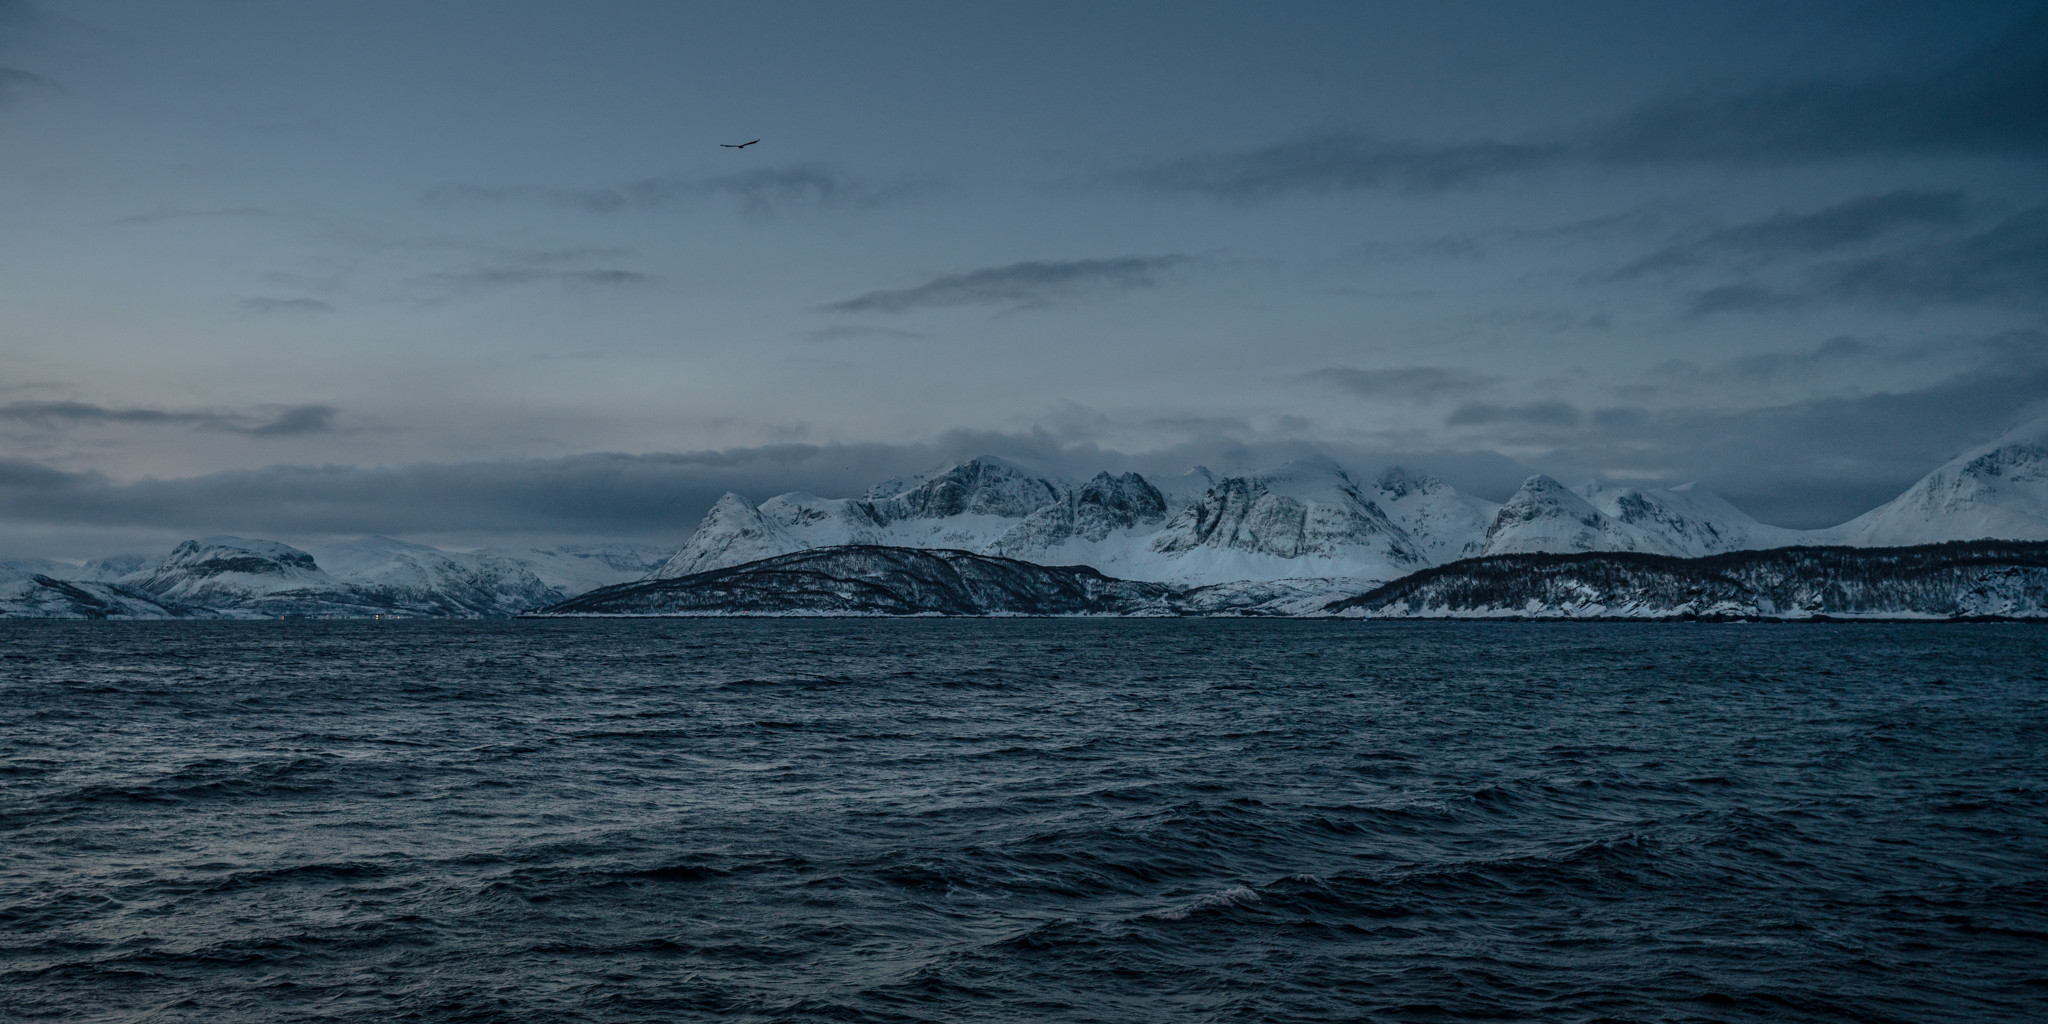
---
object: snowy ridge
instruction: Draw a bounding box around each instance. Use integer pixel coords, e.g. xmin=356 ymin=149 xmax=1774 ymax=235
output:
xmin=1478 ymin=476 xmax=1809 ymax=558
xmin=651 ymin=493 xmax=805 ymax=579
xmin=1480 ymin=476 xmax=1653 ymax=556
xmin=1 ymin=536 xmax=674 ymax=619
xmin=1828 ymin=418 xmax=2048 ymax=546
xmin=1373 ymin=467 xmax=1499 ymax=563
xmin=661 ymin=455 xmax=1486 ymax=588
xmin=655 ymin=446 xmax=1906 ymax=592
xmin=481 ymin=542 xmax=672 ymax=595
xmin=1579 ymin=482 xmax=1806 ymax=556
xmin=309 ymin=536 xmax=561 ymax=618
xmin=0 ymin=567 xmax=195 ymax=619
xmin=122 ymin=536 xmax=337 ymax=608
xmin=1147 ymin=456 xmax=1426 ymax=584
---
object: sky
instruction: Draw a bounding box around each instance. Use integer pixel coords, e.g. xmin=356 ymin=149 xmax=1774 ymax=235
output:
xmin=1 ymin=0 xmax=2044 ymax=558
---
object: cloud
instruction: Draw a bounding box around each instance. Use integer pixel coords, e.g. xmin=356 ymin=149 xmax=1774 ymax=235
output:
xmin=823 ymin=256 xmax=1188 ymax=314
xmin=1588 ymin=25 xmax=2048 ymax=164
xmin=1686 ymin=207 xmax=2048 ymax=315
xmin=0 ymin=66 xmax=52 ymax=105
xmin=1653 ymin=336 xmax=1877 ymax=384
xmin=406 ymin=266 xmax=655 ymax=298
xmin=801 ymin=325 xmax=928 ymax=343
xmin=1302 ymin=366 xmax=1493 ymax=400
xmin=1346 ymin=205 xmax=1679 ymax=266
xmin=427 ymin=162 xmax=929 ymax=217
xmin=1349 ymin=236 xmax=1488 ymax=262
xmin=240 ymin=297 xmax=336 ymax=314
xmin=242 ymin=405 xmax=336 ymax=437
xmin=0 ymin=0 xmax=53 ymax=107
xmin=0 ymin=444 xmax=960 ymax=539
xmin=1620 ymin=190 xmax=1968 ymax=276
xmin=116 ymin=207 xmax=275 ymax=226
xmin=1126 ymin=134 xmax=1552 ymax=199
xmin=1445 ymin=400 xmax=1584 ymax=430
xmin=0 ymin=401 xmax=339 ymax=437
xmin=1123 ymin=19 xmax=2047 ymax=200
xmin=392 ymin=244 xmax=655 ymax=299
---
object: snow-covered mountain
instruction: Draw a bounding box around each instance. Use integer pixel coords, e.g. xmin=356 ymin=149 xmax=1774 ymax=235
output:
xmin=988 ymin=471 xmax=1170 ymax=556
xmin=0 ymin=536 xmax=677 ymax=619
xmin=1148 ymin=456 xmax=1428 ymax=582
xmin=150 ymin=536 xmax=679 ymax=617
xmin=651 ymin=493 xmax=805 ymax=579
xmin=0 ymin=558 xmax=191 ymax=618
xmin=0 ymin=569 xmax=193 ymax=619
xmin=654 ymin=456 xmax=1447 ymax=586
xmin=310 ymin=536 xmax=561 ymax=618
xmin=1477 ymin=475 xmax=1806 ymax=558
xmin=653 ymin=458 xmax=1178 ymax=580
xmin=1827 ymin=417 xmax=2048 ymax=546
xmin=1577 ymin=481 xmax=1806 ymax=556
xmin=468 ymin=542 xmax=669 ymax=596
xmin=872 ymin=456 xmax=1063 ymax=523
xmin=1373 ymin=467 xmax=1499 ymax=562
xmin=121 ymin=536 xmax=339 ymax=611
xmin=1480 ymin=476 xmax=1654 ymax=556
xmin=1 ymin=557 xmax=78 ymax=582
xmin=652 ymin=455 xmax=1799 ymax=589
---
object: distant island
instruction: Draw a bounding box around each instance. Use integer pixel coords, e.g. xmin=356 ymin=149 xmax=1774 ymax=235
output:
xmin=529 ymin=541 xmax=2048 ymax=620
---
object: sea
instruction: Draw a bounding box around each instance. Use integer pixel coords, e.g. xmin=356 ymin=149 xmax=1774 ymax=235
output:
xmin=2 ymin=619 xmax=2044 ymax=1023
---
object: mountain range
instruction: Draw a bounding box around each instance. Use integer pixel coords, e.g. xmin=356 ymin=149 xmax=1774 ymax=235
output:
xmin=653 ymin=415 xmax=2047 ymax=586
xmin=0 ymin=538 xmax=669 ymax=620
xmin=6 ymin=416 xmax=2046 ymax=618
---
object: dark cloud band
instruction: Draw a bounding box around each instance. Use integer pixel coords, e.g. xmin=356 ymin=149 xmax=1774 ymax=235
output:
xmin=427 ymin=163 xmax=930 ymax=217
xmin=1125 ymin=21 xmax=2047 ymax=200
xmin=824 ymin=256 xmax=1188 ymax=314
xmin=1303 ymin=366 xmax=1495 ymax=401
xmin=0 ymin=401 xmax=337 ymax=437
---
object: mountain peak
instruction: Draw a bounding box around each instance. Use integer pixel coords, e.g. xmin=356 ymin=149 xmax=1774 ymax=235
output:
xmin=1500 ymin=474 xmax=1589 ymax=509
xmin=706 ymin=491 xmax=759 ymax=515
xmin=651 ymin=493 xmax=801 ymax=579
xmin=1482 ymin=476 xmax=1639 ymax=555
xmin=871 ymin=456 xmax=1063 ymax=522
xmin=162 ymin=536 xmax=322 ymax=574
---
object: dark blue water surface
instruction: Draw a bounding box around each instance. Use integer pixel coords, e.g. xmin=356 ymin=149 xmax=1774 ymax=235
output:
xmin=2 ymin=621 xmax=2045 ymax=1022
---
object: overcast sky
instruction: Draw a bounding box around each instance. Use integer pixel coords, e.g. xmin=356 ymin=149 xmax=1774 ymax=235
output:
xmin=2 ymin=0 xmax=2044 ymax=557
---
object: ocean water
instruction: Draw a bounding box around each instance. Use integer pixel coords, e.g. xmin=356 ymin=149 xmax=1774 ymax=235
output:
xmin=1 ymin=621 xmax=2044 ymax=1023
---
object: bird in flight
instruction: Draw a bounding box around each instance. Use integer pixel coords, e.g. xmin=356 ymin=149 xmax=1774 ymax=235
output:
xmin=721 ymin=139 xmax=760 ymax=149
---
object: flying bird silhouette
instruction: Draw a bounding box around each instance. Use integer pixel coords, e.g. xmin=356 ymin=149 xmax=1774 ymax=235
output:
xmin=721 ymin=139 xmax=760 ymax=149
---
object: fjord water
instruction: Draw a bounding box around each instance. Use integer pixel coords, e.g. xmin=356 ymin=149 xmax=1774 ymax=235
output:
xmin=2 ymin=622 xmax=2043 ymax=1022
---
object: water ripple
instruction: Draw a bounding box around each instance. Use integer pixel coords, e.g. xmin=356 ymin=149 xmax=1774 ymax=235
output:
xmin=1 ymin=619 xmax=2044 ymax=1021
